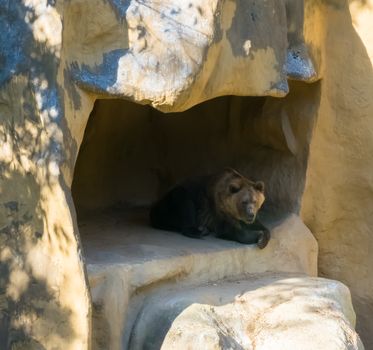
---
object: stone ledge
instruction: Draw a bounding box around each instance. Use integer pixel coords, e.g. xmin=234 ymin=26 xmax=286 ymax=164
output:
xmin=80 ymin=209 xmax=318 ymax=349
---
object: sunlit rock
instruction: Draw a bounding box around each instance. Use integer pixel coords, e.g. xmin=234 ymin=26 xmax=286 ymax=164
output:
xmin=1 ymin=0 xmax=372 ymax=349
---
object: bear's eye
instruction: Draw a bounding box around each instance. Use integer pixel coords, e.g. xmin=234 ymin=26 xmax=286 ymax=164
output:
xmin=229 ymin=184 xmax=241 ymax=194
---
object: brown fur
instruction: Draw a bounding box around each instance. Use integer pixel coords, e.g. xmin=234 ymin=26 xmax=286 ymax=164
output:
xmin=207 ymin=168 xmax=265 ymax=228
xmin=150 ymin=168 xmax=270 ymax=248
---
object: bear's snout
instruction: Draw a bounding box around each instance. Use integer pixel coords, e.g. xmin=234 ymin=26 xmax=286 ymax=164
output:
xmin=246 ymin=212 xmax=255 ymax=223
xmin=241 ymin=201 xmax=256 ymax=223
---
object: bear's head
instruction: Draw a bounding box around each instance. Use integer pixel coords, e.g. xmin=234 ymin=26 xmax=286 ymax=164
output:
xmin=213 ymin=168 xmax=265 ymax=225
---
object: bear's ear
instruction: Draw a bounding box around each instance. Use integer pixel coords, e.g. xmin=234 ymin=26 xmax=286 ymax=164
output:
xmin=254 ymin=181 xmax=265 ymax=192
xmin=223 ymin=167 xmax=236 ymax=174
xmin=223 ymin=167 xmax=242 ymax=178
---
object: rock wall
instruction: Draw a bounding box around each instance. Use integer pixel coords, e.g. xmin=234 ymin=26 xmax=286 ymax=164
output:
xmin=301 ymin=0 xmax=373 ymax=347
xmin=0 ymin=2 xmax=91 ymax=349
xmin=1 ymin=0 xmax=371 ymax=348
xmin=1 ymin=1 xmax=316 ymax=347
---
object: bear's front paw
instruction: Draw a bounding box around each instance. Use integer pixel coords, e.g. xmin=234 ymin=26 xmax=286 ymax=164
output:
xmin=182 ymin=226 xmax=206 ymax=239
xmin=257 ymin=230 xmax=270 ymax=249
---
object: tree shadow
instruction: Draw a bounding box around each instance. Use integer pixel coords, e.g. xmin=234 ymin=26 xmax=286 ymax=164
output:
xmin=0 ymin=2 xmax=89 ymax=349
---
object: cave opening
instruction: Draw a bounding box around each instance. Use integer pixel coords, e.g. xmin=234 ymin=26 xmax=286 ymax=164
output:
xmin=71 ymin=81 xmax=319 ymax=264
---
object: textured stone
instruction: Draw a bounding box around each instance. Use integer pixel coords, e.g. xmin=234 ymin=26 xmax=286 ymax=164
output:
xmin=2 ymin=0 xmax=372 ymax=348
xmin=301 ymin=0 xmax=373 ymax=347
xmin=0 ymin=0 xmax=317 ymax=346
xmin=0 ymin=2 xmax=90 ymax=349
xmin=65 ymin=0 xmax=316 ymax=112
xmin=82 ymin=210 xmax=317 ymax=349
xmin=129 ymin=274 xmax=363 ymax=350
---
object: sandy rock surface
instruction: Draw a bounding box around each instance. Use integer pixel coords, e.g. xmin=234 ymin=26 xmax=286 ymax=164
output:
xmin=83 ymin=211 xmax=317 ymax=349
xmin=129 ymin=275 xmax=363 ymax=350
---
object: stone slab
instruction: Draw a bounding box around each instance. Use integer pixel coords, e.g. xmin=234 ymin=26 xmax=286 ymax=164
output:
xmin=129 ymin=274 xmax=363 ymax=350
xmin=81 ymin=209 xmax=317 ymax=349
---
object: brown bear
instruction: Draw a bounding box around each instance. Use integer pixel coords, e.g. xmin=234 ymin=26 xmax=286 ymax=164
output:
xmin=150 ymin=168 xmax=270 ymax=248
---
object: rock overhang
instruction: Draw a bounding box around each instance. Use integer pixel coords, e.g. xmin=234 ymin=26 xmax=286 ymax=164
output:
xmin=64 ymin=0 xmax=318 ymax=112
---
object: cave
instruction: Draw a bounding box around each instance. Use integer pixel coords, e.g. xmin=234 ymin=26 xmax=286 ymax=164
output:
xmin=71 ymin=81 xmax=320 ymax=348
xmin=72 ymin=82 xmax=319 ymax=244
xmin=72 ymin=81 xmax=319 ymax=218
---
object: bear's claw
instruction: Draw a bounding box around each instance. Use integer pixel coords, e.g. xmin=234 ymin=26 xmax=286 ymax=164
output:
xmin=257 ymin=230 xmax=270 ymax=249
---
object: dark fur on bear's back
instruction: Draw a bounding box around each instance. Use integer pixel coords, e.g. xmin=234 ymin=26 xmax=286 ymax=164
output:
xmin=150 ymin=168 xmax=270 ymax=249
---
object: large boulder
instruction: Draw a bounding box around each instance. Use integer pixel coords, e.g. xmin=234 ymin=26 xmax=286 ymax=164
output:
xmin=66 ymin=0 xmax=316 ymax=112
xmin=129 ymin=274 xmax=363 ymax=350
